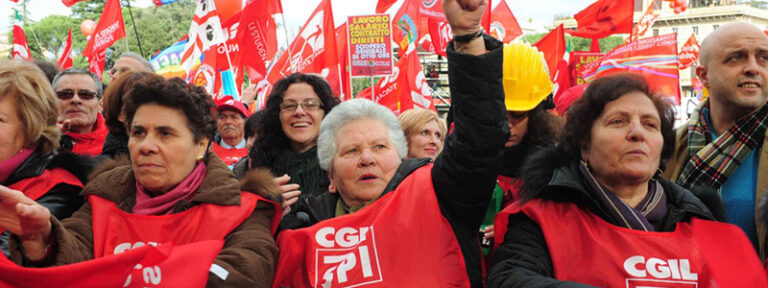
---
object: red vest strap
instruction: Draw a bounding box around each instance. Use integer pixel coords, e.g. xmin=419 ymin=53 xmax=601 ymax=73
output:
xmin=8 ymin=168 xmax=83 ymax=200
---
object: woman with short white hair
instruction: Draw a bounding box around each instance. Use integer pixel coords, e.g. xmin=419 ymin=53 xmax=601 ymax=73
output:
xmin=273 ymin=2 xmax=509 ymax=287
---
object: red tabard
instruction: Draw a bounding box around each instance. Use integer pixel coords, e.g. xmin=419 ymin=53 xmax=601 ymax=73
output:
xmin=493 ymin=200 xmax=768 ymax=287
xmin=497 ymin=175 xmax=522 ymax=208
xmin=8 ymin=167 xmax=83 ymax=201
xmin=211 ymin=141 xmax=248 ymax=167
xmin=0 ymin=240 xmax=223 ymax=288
xmin=89 ymin=191 xmax=279 ymax=287
xmin=272 ymin=165 xmax=471 ymax=288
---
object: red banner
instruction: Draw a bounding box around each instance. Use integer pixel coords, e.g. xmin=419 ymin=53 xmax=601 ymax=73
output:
xmin=581 ymin=33 xmax=680 ymax=104
xmin=12 ymin=23 xmax=31 ymax=60
xmin=337 ymin=24 xmax=352 ymax=100
xmin=348 ymin=14 xmax=394 ymax=77
xmin=569 ymin=52 xmax=603 ymax=86
xmin=678 ymin=34 xmax=700 ymax=69
xmin=427 ymin=18 xmax=451 ymax=57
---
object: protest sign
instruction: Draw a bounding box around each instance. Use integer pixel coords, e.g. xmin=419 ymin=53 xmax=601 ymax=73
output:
xmin=348 ymin=14 xmax=394 ymax=77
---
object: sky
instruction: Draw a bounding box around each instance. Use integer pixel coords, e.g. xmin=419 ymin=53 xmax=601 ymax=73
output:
xmin=1 ymin=0 xmax=593 ymax=41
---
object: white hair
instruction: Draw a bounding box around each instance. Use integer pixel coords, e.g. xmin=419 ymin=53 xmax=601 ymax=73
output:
xmin=317 ymin=98 xmax=407 ymax=171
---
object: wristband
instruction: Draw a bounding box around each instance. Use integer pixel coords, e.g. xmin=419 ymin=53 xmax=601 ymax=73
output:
xmin=453 ymin=30 xmax=483 ymax=43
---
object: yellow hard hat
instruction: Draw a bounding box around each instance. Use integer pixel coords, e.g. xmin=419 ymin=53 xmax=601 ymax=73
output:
xmin=502 ymin=43 xmax=553 ymax=112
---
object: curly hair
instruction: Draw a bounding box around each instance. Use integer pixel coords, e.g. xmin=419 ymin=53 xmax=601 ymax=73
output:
xmin=102 ymin=72 xmax=164 ymax=134
xmin=560 ymin=72 xmax=676 ymax=163
xmin=250 ymin=73 xmax=340 ymax=168
xmin=0 ymin=60 xmax=61 ymax=155
xmin=122 ymin=77 xmax=217 ymax=143
xmin=521 ymin=102 xmax=562 ymax=152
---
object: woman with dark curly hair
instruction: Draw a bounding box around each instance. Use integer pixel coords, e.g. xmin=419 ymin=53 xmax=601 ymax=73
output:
xmin=249 ymin=73 xmax=340 ymax=215
xmin=0 ymin=77 xmax=282 ymax=287
xmin=487 ymin=73 xmax=766 ymax=287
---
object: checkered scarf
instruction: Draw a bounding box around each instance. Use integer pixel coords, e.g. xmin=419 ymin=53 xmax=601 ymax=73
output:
xmin=677 ymin=101 xmax=768 ymax=190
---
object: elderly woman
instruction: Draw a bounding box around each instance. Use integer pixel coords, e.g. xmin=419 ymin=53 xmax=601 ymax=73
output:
xmin=249 ymin=73 xmax=340 ymax=212
xmin=398 ymin=108 xmax=446 ymax=160
xmin=0 ymin=60 xmax=92 ymax=256
xmin=100 ymin=72 xmax=163 ymax=159
xmin=487 ymin=73 xmax=767 ymax=287
xmin=273 ymin=2 xmax=508 ymax=286
xmin=0 ymin=77 xmax=281 ymax=287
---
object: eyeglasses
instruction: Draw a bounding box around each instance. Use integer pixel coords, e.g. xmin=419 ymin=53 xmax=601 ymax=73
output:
xmin=55 ymin=89 xmax=98 ymax=101
xmin=108 ymin=67 xmax=132 ymax=77
xmin=280 ymin=99 xmax=323 ymax=112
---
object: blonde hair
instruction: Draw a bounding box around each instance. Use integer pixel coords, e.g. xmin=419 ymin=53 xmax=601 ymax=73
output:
xmin=0 ymin=60 xmax=61 ymax=155
xmin=398 ymin=109 xmax=446 ymax=141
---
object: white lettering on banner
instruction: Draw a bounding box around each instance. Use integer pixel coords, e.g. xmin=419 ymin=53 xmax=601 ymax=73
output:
xmin=114 ymin=241 xmax=160 ymax=255
xmin=314 ymin=226 xmax=383 ymax=287
xmin=93 ymin=22 xmax=121 ymax=51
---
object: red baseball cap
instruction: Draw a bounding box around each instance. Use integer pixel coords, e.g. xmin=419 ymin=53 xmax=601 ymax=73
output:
xmin=215 ymin=96 xmax=249 ymax=117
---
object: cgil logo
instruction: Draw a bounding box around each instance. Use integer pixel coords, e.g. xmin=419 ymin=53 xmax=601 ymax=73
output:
xmin=316 ymin=227 xmax=371 ymax=248
xmin=314 ymin=226 xmax=383 ymax=287
xmin=623 ymin=256 xmax=698 ymax=281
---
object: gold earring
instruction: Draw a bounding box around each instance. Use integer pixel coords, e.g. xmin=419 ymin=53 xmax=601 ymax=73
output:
xmin=196 ymin=154 xmax=204 ymax=162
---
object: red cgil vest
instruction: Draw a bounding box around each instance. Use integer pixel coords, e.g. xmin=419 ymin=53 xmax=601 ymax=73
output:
xmin=494 ymin=199 xmax=768 ymax=287
xmin=8 ymin=167 xmax=83 ymax=201
xmin=272 ymin=165 xmax=472 ymax=288
xmin=211 ymin=142 xmax=248 ymax=167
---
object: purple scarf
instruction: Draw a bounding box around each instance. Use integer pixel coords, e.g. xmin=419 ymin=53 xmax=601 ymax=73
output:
xmin=133 ymin=162 xmax=207 ymax=215
xmin=579 ymin=161 xmax=667 ymax=231
xmin=0 ymin=147 xmax=36 ymax=183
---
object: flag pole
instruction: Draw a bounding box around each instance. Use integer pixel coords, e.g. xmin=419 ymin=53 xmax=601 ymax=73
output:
xmin=124 ymin=0 xmax=145 ymax=57
xmin=278 ymin=3 xmax=294 ymax=70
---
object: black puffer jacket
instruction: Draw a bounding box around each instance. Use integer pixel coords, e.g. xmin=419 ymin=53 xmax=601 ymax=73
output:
xmin=0 ymin=150 xmax=95 ymax=257
xmin=487 ymin=147 xmax=722 ymax=288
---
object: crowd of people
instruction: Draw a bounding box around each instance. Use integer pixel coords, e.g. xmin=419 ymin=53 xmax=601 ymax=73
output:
xmin=0 ymin=0 xmax=767 ymax=287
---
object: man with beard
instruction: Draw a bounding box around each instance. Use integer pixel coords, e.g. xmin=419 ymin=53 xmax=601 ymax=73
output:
xmin=52 ymin=68 xmax=108 ymax=156
xmin=213 ymin=97 xmax=249 ymax=169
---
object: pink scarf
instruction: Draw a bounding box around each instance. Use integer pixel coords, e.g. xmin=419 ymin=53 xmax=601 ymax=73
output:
xmin=0 ymin=147 xmax=36 ymax=183
xmin=133 ymin=162 xmax=207 ymax=215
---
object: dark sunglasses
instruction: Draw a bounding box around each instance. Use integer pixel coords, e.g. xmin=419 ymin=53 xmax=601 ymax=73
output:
xmin=55 ymin=89 xmax=98 ymax=101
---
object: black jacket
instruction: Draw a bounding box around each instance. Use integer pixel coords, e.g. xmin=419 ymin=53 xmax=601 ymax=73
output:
xmin=280 ymin=35 xmax=509 ymax=288
xmin=487 ymin=148 xmax=722 ymax=288
xmin=100 ymin=131 xmax=129 ymax=160
xmin=0 ymin=150 xmax=95 ymax=257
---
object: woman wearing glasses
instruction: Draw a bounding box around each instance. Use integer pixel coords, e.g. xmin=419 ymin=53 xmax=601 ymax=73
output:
xmin=0 ymin=60 xmax=93 ymax=257
xmin=248 ymin=73 xmax=340 ymax=219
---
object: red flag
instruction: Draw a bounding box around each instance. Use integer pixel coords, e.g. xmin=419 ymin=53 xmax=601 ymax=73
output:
xmin=57 ymin=29 xmax=74 ymax=70
xmin=265 ymin=0 xmax=340 ymax=96
xmin=393 ymin=0 xmax=438 ymax=56
xmin=62 ymin=0 xmax=87 ymax=7
xmin=375 ymin=0 xmax=398 ymax=13
xmin=428 ymin=18 xmax=451 ymax=57
xmin=566 ymin=0 xmax=633 ymax=39
xmin=238 ymin=0 xmax=282 ymax=78
xmin=481 ymin=0 xmax=492 ymax=34
xmin=678 ymin=34 xmax=700 ymax=69
xmin=630 ymin=1 xmax=659 ymax=42
xmin=533 ymin=25 xmax=566 ymax=80
xmin=398 ymin=48 xmax=435 ymax=112
xmin=82 ymin=0 xmax=125 ymax=57
xmin=336 ymin=23 xmax=351 ymax=101
xmin=490 ymin=0 xmax=522 ymax=43
xmin=11 ymin=11 xmax=31 ymax=61
xmin=534 ymin=25 xmax=570 ymax=97
xmin=83 ymin=0 xmax=126 ymax=79
xmin=180 ymin=0 xmax=228 ymax=75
